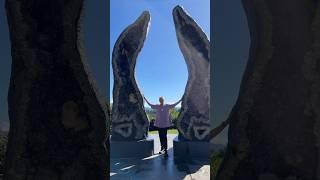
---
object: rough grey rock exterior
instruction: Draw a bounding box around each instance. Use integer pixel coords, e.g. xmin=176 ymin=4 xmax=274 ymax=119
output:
xmin=173 ymin=6 xmax=210 ymax=141
xmin=215 ymin=1 xmax=320 ymax=179
xmin=111 ymin=12 xmax=150 ymax=141
xmin=4 ymin=0 xmax=109 ymax=179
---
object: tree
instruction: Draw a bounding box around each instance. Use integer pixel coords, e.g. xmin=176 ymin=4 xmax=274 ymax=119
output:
xmin=170 ymin=108 xmax=180 ymax=126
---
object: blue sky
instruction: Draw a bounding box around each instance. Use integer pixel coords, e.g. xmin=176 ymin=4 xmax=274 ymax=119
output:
xmin=110 ymin=0 xmax=210 ymax=106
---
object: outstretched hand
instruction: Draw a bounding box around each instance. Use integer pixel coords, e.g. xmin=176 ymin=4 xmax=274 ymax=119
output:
xmin=141 ymin=94 xmax=145 ymax=103
xmin=171 ymin=96 xmax=183 ymax=107
xmin=143 ymin=95 xmax=150 ymax=105
xmin=179 ymin=96 xmax=184 ymax=102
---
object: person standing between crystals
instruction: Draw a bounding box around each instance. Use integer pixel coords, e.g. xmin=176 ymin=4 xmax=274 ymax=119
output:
xmin=144 ymin=96 xmax=182 ymax=155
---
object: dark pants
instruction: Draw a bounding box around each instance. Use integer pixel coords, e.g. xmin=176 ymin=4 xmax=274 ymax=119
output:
xmin=158 ymin=128 xmax=168 ymax=151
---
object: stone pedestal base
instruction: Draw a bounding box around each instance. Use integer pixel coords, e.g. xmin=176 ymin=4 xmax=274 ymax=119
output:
xmin=110 ymin=137 xmax=154 ymax=158
xmin=173 ymin=137 xmax=224 ymax=158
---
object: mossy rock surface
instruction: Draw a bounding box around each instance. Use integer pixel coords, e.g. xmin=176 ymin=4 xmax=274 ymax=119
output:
xmin=210 ymin=149 xmax=225 ymax=179
xmin=0 ymin=131 xmax=8 ymax=175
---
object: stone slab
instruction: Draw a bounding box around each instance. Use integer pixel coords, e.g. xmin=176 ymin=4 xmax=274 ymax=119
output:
xmin=111 ymin=137 xmax=154 ymax=158
xmin=173 ymin=137 xmax=225 ymax=158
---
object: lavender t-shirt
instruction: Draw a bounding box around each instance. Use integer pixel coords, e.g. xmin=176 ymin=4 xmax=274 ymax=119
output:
xmin=150 ymin=104 xmax=175 ymax=128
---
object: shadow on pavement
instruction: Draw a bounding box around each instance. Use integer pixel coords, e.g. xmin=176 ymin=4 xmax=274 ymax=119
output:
xmin=110 ymin=146 xmax=209 ymax=180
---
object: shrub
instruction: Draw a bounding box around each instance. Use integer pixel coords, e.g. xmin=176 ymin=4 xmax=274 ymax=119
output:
xmin=210 ymin=148 xmax=225 ymax=179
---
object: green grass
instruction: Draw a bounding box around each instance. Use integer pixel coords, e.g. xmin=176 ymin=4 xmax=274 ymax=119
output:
xmin=149 ymin=129 xmax=178 ymax=134
xmin=210 ymin=149 xmax=225 ymax=179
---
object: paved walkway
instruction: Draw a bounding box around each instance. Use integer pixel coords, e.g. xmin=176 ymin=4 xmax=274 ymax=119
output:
xmin=110 ymin=134 xmax=210 ymax=180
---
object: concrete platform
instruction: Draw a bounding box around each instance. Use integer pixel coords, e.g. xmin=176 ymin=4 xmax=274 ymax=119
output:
xmin=173 ymin=137 xmax=225 ymax=158
xmin=110 ymin=134 xmax=210 ymax=180
xmin=111 ymin=137 xmax=154 ymax=158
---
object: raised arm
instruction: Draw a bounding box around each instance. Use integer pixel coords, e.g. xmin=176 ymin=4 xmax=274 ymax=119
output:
xmin=168 ymin=97 xmax=183 ymax=108
xmin=143 ymin=96 xmax=156 ymax=108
